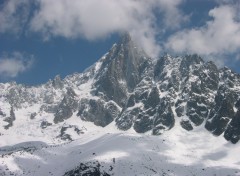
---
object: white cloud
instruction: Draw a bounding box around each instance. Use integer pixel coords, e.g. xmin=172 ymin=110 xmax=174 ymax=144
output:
xmin=0 ymin=52 xmax=34 ymax=78
xmin=165 ymin=4 xmax=240 ymax=62
xmin=1 ymin=0 xmax=239 ymax=67
xmin=0 ymin=0 xmax=32 ymax=34
xmin=155 ymin=0 xmax=189 ymax=29
xmin=0 ymin=0 xmax=187 ymax=57
xmin=28 ymin=0 xmax=186 ymax=57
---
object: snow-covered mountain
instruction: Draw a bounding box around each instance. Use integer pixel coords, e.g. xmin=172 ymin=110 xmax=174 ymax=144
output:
xmin=0 ymin=33 xmax=240 ymax=143
xmin=0 ymin=34 xmax=240 ymax=175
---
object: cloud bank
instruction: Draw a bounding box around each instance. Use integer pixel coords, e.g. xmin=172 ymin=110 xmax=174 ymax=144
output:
xmin=0 ymin=52 xmax=34 ymax=78
xmin=166 ymin=4 xmax=240 ymax=59
xmin=29 ymin=0 xmax=187 ymax=57
xmin=0 ymin=0 xmax=186 ymax=58
xmin=0 ymin=0 xmax=240 ymax=65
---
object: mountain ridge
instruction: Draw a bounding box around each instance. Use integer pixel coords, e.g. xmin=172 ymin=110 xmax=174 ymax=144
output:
xmin=0 ymin=34 xmax=240 ymax=144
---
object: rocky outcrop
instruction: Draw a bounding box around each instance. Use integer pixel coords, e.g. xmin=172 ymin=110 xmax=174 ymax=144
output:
xmin=115 ymin=52 xmax=240 ymax=140
xmin=4 ymin=107 xmax=16 ymax=129
xmin=224 ymin=99 xmax=240 ymax=143
xmin=77 ymin=99 xmax=120 ymax=127
xmin=63 ymin=161 xmax=111 ymax=176
xmin=58 ymin=124 xmax=83 ymax=141
xmin=54 ymin=88 xmax=78 ymax=123
xmin=94 ymin=33 xmax=151 ymax=106
xmin=40 ymin=120 xmax=52 ymax=129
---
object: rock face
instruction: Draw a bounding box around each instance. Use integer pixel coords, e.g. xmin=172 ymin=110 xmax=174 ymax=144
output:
xmin=63 ymin=161 xmax=111 ymax=176
xmin=77 ymin=99 xmax=120 ymax=127
xmin=3 ymin=107 xmax=16 ymax=129
xmin=224 ymin=99 xmax=240 ymax=144
xmin=40 ymin=120 xmax=52 ymax=129
xmin=94 ymin=34 xmax=151 ymax=106
xmin=54 ymin=88 xmax=78 ymax=123
xmin=0 ymin=34 xmax=240 ymax=143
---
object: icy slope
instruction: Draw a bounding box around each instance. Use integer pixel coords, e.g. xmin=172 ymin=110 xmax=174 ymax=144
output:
xmin=0 ymin=124 xmax=240 ymax=176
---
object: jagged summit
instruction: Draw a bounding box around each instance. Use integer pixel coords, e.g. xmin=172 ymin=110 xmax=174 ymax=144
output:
xmin=119 ymin=32 xmax=132 ymax=44
xmin=1 ymin=34 xmax=240 ymax=176
xmin=92 ymin=33 xmax=151 ymax=106
xmin=0 ymin=35 xmax=240 ymax=144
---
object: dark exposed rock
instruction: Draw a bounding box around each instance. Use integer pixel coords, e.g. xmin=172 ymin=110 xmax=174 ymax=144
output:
xmin=179 ymin=54 xmax=203 ymax=78
xmin=30 ymin=112 xmax=37 ymax=119
xmin=175 ymin=100 xmax=184 ymax=117
xmin=224 ymin=99 xmax=240 ymax=143
xmin=224 ymin=110 xmax=240 ymax=144
xmin=4 ymin=107 xmax=15 ymax=130
xmin=200 ymin=61 xmax=219 ymax=91
xmin=235 ymin=99 xmax=240 ymax=109
xmin=180 ymin=120 xmax=193 ymax=131
xmin=114 ymin=50 xmax=240 ymax=140
xmin=40 ymin=120 xmax=52 ymax=129
xmin=134 ymin=113 xmax=153 ymax=133
xmin=116 ymin=107 xmax=140 ymax=131
xmin=94 ymin=33 xmax=151 ymax=107
xmin=126 ymin=94 xmax=135 ymax=108
xmin=144 ymin=87 xmax=160 ymax=109
xmin=152 ymin=99 xmax=175 ymax=135
xmin=0 ymin=108 xmax=6 ymax=117
xmin=78 ymin=99 xmax=120 ymax=127
xmin=63 ymin=161 xmax=111 ymax=176
xmin=205 ymin=97 xmax=235 ymax=136
xmin=54 ymin=88 xmax=78 ymax=123
xmin=186 ymin=100 xmax=208 ymax=126
xmin=58 ymin=125 xmax=83 ymax=141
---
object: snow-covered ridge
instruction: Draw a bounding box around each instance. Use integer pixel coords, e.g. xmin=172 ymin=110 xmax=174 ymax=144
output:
xmin=1 ymin=34 xmax=240 ymax=176
xmin=0 ymin=34 xmax=240 ymax=145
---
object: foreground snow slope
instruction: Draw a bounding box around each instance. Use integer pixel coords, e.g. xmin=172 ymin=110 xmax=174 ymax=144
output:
xmin=0 ymin=122 xmax=239 ymax=176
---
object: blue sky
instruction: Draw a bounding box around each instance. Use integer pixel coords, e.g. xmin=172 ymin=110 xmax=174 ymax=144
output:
xmin=0 ymin=0 xmax=240 ymax=85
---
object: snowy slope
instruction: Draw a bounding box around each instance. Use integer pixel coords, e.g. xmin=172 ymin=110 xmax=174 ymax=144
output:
xmin=0 ymin=124 xmax=240 ymax=176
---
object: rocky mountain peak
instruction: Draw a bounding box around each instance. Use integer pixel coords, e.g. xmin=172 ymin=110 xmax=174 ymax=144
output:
xmin=93 ymin=33 xmax=152 ymax=105
xmin=0 ymin=35 xmax=240 ymax=144
xmin=119 ymin=32 xmax=132 ymax=45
